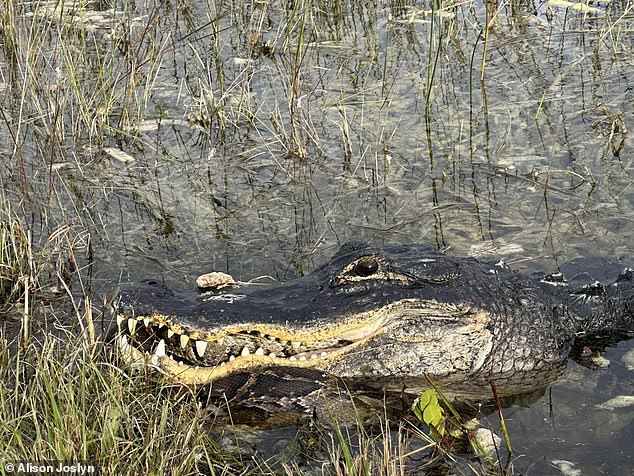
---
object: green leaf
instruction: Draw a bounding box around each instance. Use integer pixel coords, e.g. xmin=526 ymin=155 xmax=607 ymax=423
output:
xmin=413 ymin=389 xmax=446 ymax=436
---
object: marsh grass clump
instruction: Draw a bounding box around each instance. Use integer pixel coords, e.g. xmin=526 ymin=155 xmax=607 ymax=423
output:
xmin=0 ymin=331 xmax=255 ymax=474
xmin=324 ymin=417 xmax=420 ymax=476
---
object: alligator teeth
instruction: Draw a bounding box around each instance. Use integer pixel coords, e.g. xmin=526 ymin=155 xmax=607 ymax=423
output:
xmin=158 ymin=322 xmax=166 ymax=329
xmin=291 ymin=341 xmax=302 ymax=349
xmin=299 ymin=355 xmax=307 ymax=361
xmin=116 ymin=314 xmax=125 ymax=329
xmin=229 ymin=355 xmax=236 ymax=362
xmin=143 ymin=317 xmax=151 ymax=327
xmin=320 ymin=351 xmax=328 ymax=357
xmin=127 ymin=318 xmax=137 ymax=335
xmin=269 ymin=352 xmax=277 ymax=358
xmin=155 ymin=339 xmax=166 ymax=358
xmin=289 ymin=356 xmax=297 ymax=361
xmin=118 ymin=334 xmax=129 ymax=350
xmin=220 ymin=362 xmax=225 ymax=366
xmin=310 ymin=353 xmax=319 ymax=360
xmin=180 ymin=334 xmax=190 ymax=349
xmin=178 ymin=361 xmax=184 ymax=366
xmin=240 ymin=346 xmax=250 ymax=357
xmin=195 ymin=340 xmax=208 ymax=358
xmin=167 ymin=329 xmax=175 ymax=338
xmin=255 ymin=347 xmax=265 ymax=356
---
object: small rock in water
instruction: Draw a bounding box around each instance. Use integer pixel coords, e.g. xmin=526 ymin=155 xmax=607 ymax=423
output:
xmin=472 ymin=428 xmax=502 ymax=462
xmin=196 ymin=272 xmax=236 ymax=291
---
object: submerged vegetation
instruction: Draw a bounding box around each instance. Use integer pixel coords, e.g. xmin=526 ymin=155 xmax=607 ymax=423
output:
xmin=1 ymin=0 xmax=634 ymax=473
xmin=0 ymin=198 xmax=35 ymax=312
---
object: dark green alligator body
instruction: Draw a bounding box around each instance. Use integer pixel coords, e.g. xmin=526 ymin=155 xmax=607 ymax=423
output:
xmin=115 ymin=243 xmax=634 ymax=416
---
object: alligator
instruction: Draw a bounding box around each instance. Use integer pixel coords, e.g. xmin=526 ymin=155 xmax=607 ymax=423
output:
xmin=114 ymin=243 xmax=634 ymax=419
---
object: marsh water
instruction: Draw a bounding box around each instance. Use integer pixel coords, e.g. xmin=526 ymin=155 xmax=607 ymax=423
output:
xmin=1 ymin=0 xmax=634 ymax=473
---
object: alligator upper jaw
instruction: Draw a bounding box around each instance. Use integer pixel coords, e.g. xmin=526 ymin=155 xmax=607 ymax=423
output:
xmin=115 ymin=299 xmax=430 ymax=384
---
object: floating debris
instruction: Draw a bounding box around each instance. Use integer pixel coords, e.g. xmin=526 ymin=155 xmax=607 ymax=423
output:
xmin=622 ymin=347 xmax=634 ymax=371
xmin=595 ymin=395 xmax=634 ymax=411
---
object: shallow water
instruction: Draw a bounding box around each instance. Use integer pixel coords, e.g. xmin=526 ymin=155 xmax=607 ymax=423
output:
xmin=1 ymin=0 xmax=634 ymax=473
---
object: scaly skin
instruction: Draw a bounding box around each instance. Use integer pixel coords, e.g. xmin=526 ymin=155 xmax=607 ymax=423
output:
xmin=115 ymin=243 xmax=634 ymax=402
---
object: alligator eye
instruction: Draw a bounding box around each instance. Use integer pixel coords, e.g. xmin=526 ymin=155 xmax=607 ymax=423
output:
xmin=354 ymin=257 xmax=379 ymax=277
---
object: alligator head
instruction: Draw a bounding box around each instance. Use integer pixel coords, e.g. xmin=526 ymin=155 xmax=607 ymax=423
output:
xmin=114 ymin=243 xmax=597 ymax=400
